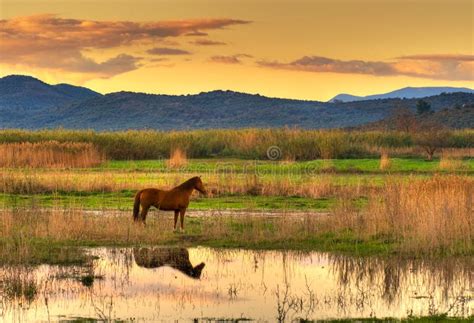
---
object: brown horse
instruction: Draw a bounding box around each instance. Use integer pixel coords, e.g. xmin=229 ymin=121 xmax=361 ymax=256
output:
xmin=133 ymin=176 xmax=207 ymax=230
xmin=133 ymin=247 xmax=205 ymax=279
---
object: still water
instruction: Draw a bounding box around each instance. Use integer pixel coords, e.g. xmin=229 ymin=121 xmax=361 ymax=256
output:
xmin=1 ymin=247 xmax=472 ymax=322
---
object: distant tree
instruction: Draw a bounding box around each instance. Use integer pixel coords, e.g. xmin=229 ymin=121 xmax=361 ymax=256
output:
xmin=416 ymin=99 xmax=431 ymax=115
xmin=413 ymin=120 xmax=449 ymax=160
xmin=390 ymin=107 xmax=418 ymax=132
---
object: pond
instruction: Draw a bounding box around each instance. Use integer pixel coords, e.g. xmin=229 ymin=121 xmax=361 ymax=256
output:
xmin=0 ymin=247 xmax=472 ymax=321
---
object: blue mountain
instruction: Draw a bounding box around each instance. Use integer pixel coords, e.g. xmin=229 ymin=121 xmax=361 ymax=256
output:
xmin=330 ymin=86 xmax=474 ymax=102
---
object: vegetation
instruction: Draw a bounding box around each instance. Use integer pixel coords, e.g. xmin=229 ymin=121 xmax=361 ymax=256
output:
xmin=416 ymin=99 xmax=432 ymax=115
xmin=0 ymin=128 xmax=473 ymax=160
xmin=0 ymin=141 xmax=104 ymax=168
xmin=0 ymin=176 xmax=471 ymax=262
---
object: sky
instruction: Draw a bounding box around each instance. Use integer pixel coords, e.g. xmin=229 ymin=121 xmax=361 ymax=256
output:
xmin=0 ymin=0 xmax=473 ymax=101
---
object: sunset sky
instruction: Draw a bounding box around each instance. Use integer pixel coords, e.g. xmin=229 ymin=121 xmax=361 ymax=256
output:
xmin=0 ymin=0 xmax=472 ymax=101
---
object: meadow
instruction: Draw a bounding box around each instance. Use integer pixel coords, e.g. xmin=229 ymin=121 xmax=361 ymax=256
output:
xmin=0 ymin=129 xmax=473 ymax=321
xmin=0 ymin=130 xmax=472 ymax=259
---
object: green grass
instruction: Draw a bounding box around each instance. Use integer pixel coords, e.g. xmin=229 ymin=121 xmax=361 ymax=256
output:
xmin=99 ymin=158 xmax=474 ymax=174
xmin=0 ymin=192 xmax=338 ymax=211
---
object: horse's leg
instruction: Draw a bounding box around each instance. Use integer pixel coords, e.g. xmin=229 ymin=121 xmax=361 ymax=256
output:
xmin=140 ymin=204 xmax=150 ymax=225
xmin=173 ymin=210 xmax=179 ymax=231
xmin=179 ymin=208 xmax=186 ymax=231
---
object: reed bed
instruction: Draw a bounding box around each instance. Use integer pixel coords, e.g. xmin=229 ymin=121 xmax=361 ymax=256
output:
xmin=331 ymin=176 xmax=473 ymax=255
xmin=0 ymin=141 xmax=105 ymax=168
xmin=1 ymin=128 xmax=472 ymax=160
xmin=0 ymin=170 xmax=374 ymax=199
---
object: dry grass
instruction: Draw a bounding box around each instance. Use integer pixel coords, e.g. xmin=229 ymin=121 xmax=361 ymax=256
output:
xmin=0 ymin=208 xmax=322 ymax=259
xmin=439 ymin=149 xmax=469 ymax=171
xmin=0 ymin=176 xmax=471 ymax=256
xmin=166 ymin=147 xmax=188 ymax=169
xmin=331 ymin=176 xmax=473 ymax=255
xmin=379 ymin=152 xmax=391 ymax=171
xmin=0 ymin=142 xmax=104 ymax=168
xmin=0 ymin=169 xmax=372 ymax=199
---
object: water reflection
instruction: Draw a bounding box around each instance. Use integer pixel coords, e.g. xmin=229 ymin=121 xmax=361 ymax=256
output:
xmin=134 ymin=247 xmax=206 ymax=279
xmin=0 ymin=248 xmax=472 ymax=321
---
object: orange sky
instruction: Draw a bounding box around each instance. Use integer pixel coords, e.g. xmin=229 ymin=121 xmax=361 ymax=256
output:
xmin=0 ymin=0 xmax=473 ymax=100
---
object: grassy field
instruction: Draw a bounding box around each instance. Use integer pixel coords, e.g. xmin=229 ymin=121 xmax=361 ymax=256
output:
xmin=0 ymin=192 xmax=338 ymax=210
xmin=0 ymin=155 xmax=472 ymax=260
xmin=0 ymin=129 xmax=472 ymax=262
xmin=100 ymin=158 xmax=474 ymax=173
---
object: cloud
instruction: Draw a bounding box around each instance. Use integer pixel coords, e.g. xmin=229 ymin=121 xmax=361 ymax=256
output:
xmin=258 ymin=54 xmax=474 ymax=81
xmin=185 ymin=31 xmax=208 ymax=37
xmin=210 ymin=54 xmax=252 ymax=64
xmin=0 ymin=14 xmax=250 ymax=78
xmin=147 ymin=47 xmax=191 ymax=55
xmin=397 ymin=54 xmax=474 ymax=61
xmin=191 ymin=39 xmax=227 ymax=46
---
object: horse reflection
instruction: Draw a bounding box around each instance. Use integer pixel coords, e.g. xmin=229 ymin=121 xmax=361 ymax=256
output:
xmin=133 ymin=247 xmax=205 ymax=279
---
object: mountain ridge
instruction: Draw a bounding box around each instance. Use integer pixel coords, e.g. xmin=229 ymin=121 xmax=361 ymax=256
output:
xmin=1 ymin=75 xmax=473 ymax=130
xmin=330 ymin=86 xmax=474 ymax=102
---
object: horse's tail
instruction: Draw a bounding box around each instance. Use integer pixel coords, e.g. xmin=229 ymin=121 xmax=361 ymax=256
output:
xmin=133 ymin=190 xmax=142 ymax=221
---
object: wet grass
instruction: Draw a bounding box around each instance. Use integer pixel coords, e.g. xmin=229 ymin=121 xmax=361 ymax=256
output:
xmin=0 ymin=193 xmax=338 ymax=211
xmin=0 ymin=207 xmax=398 ymax=266
xmin=0 ymin=237 xmax=90 ymax=266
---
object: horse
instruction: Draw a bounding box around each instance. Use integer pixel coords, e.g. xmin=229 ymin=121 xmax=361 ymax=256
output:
xmin=133 ymin=176 xmax=207 ymax=230
xmin=133 ymin=247 xmax=205 ymax=279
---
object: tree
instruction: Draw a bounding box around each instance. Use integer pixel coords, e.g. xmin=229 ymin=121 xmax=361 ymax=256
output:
xmin=390 ymin=107 xmax=418 ymax=132
xmin=416 ymin=99 xmax=431 ymax=115
xmin=413 ymin=120 xmax=448 ymax=160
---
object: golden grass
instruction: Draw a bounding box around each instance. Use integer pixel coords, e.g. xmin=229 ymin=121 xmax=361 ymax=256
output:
xmin=166 ymin=147 xmax=188 ymax=169
xmin=379 ymin=152 xmax=391 ymax=171
xmin=331 ymin=175 xmax=473 ymax=255
xmin=0 ymin=141 xmax=104 ymax=168
xmin=0 ymin=208 xmax=319 ymax=256
xmin=0 ymin=175 xmax=471 ymax=256
xmin=0 ymin=169 xmax=373 ymax=199
xmin=439 ymin=149 xmax=469 ymax=171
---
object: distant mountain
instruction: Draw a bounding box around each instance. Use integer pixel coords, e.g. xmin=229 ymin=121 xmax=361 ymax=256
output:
xmin=1 ymin=75 xmax=474 ymax=130
xmin=330 ymin=86 xmax=474 ymax=102
xmin=0 ymin=75 xmax=101 ymax=110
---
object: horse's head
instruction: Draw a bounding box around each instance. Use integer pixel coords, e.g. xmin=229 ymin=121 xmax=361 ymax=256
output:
xmin=193 ymin=176 xmax=207 ymax=195
xmin=191 ymin=262 xmax=206 ymax=279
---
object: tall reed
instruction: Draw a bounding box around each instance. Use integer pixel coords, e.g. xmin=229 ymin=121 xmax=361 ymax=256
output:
xmin=2 ymin=128 xmax=471 ymax=160
xmin=331 ymin=176 xmax=473 ymax=255
xmin=0 ymin=141 xmax=104 ymax=168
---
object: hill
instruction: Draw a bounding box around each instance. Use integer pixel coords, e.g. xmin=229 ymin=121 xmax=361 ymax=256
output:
xmin=330 ymin=86 xmax=474 ymax=102
xmin=1 ymin=75 xmax=473 ymax=130
xmin=0 ymin=75 xmax=101 ymax=109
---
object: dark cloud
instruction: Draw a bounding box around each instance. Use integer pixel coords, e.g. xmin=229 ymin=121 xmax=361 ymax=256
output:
xmin=185 ymin=31 xmax=209 ymax=37
xmin=258 ymin=54 xmax=474 ymax=81
xmin=397 ymin=54 xmax=474 ymax=61
xmin=210 ymin=54 xmax=252 ymax=64
xmin=258 ymin=56 xmax=396 ymax=75
xmin=147 ymin=47 xmax=191 ymax=55
xmin=191 ymin=39 xmax=227 ymax=46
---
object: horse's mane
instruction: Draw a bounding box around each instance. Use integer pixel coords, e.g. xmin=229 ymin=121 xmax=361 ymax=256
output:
xmin=177 ymin=177 xmax=199 ymax=190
